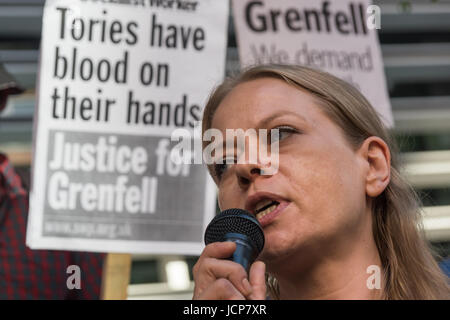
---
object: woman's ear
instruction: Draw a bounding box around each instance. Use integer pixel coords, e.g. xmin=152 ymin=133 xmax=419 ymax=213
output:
xmin=359 ymin=136 xmax=391 ymax=197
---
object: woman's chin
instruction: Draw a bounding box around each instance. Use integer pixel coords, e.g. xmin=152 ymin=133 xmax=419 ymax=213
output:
xmin=257 ymin=235 xmax=318 ymax=270
xmin=258 ymin=243 xmax=299 ymax=265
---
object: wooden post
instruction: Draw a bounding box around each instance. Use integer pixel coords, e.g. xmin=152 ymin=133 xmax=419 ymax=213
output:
xmin=101 ymin=253 xmax=132 ymax=300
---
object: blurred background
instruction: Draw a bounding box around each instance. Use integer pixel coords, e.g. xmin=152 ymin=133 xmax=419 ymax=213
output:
xmin=0 ymin=0 xmax=449 ymax=299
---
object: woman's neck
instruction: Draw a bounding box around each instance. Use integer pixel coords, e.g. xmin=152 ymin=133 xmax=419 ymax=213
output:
xmin=272 ymin=213 xmax=384 ymax=299
xmin=276 ymin=253 xmax=384 ymax=300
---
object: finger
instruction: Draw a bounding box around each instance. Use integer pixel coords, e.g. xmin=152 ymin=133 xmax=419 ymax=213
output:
xmin=194 ymin=258 xmax=252 ymax=297
xmin=192 ymin=241 xmax=236 ymax=281
xmin=248 ymin=261 xmax=266 ymax=300
xmin=194 ymin=278 xmax=246 ymax=300
xmin=202 ymin=241 xmax=237 ymax=259
xmin=203 ymin=241 xmax=236 ymax=259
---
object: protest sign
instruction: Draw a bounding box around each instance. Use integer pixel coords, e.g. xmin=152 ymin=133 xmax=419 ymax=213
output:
xmin=27 ymin=0 xmax=229 ymax=254
xmin=232 ymin=0 xmax=393 ymax=126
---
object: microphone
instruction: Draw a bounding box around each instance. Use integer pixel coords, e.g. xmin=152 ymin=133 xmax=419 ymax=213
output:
xmin=204 ymin=208 xmax=265 ymax=273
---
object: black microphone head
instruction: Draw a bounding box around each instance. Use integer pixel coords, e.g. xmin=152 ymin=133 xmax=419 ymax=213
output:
xmin=204 ymin=208 xmax=265 ymax=254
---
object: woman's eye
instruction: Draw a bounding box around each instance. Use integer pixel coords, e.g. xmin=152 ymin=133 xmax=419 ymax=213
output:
xmin=270 ymin=126 xmax=298 ymax=143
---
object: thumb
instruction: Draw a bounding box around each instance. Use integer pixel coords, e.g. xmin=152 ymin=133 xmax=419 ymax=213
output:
xmin=247 ymin=261 xmax=266 ymax=300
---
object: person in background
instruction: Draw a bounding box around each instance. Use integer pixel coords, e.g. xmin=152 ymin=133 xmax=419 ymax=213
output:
xmin=0 ymin=64 xmax=105 ymax=299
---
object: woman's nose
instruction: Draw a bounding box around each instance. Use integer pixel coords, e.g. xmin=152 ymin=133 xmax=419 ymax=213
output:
xmin=234 ymin=162 xmax=265 ymax=189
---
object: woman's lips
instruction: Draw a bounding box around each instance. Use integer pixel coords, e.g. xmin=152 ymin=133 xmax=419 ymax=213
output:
xmin=256 ymin=201 xmax=290 ymax=228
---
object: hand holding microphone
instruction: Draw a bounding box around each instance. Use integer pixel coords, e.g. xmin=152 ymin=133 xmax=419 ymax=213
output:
xmin=192 ymin=208 xmax=267 ymax=300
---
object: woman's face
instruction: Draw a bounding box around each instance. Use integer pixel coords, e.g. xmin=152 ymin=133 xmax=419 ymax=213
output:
xmin=210 ymin=77 xmax=371 ymax=268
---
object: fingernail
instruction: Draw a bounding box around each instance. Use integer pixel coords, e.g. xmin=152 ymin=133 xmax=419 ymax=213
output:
xmin=242 ymin=278 xmax=252 ymax=296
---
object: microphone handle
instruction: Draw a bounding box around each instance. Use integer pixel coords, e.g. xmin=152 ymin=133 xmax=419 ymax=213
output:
xmin=224 ymin=232 xmax=256 ymax=273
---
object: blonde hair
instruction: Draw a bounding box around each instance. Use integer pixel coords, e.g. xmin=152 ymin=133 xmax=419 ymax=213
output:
xmin=202 ymin=64 xmax=450 ymax=299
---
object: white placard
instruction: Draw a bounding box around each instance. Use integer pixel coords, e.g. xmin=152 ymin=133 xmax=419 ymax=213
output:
xmin=232 ymin=0 xmax=393 ymax=127
xmin=27 ymin=0 xmax=228 ymax=254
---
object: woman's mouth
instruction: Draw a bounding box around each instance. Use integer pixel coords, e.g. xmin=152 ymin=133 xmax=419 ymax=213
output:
xmin=254 ymin=200 xmax=290 ymax=227
xmin=255 ymin=200 xmax=279 ymax=219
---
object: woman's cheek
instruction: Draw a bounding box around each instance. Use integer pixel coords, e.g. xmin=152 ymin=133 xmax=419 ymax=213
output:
xmin=286 ymin=156 xmax=345 ymax=225
xmin=217 ymin=183 xmax=238 ymax=210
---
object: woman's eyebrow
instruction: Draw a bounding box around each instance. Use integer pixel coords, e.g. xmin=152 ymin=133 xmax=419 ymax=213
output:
xmin=257 ymin=111 xmax=308 ymax=128
xmin=215 ymin=111 xmax=308 ymax=151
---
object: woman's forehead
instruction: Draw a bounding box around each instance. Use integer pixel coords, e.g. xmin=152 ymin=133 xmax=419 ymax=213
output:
xmin=211 ymin=77 xmax=320 ymax=130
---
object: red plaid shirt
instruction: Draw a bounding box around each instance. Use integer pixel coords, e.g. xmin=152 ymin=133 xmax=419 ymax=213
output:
xmin=0 ymin=153 xmax=105 ymax=299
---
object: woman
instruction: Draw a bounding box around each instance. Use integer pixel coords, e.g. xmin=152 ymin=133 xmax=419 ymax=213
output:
xmin=192 ymin=64 xmax=450 ymax=299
